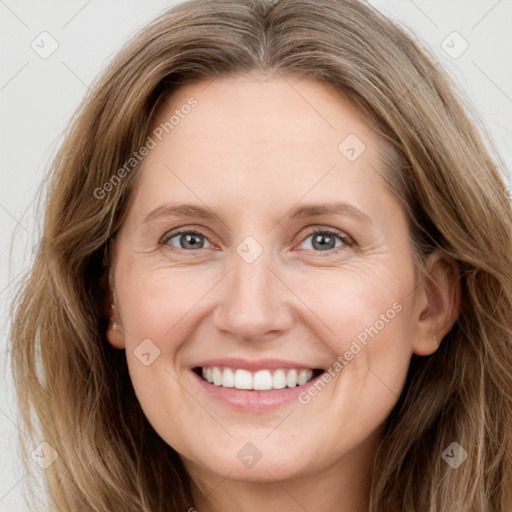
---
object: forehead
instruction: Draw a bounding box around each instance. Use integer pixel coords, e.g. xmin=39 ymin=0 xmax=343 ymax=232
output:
xmin=129 ymin=73 xmax=392 ymax=220
xmin=150 ymin=73 xmax=377 ymax=155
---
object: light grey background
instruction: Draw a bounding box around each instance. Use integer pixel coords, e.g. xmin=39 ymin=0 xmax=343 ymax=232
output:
xmin=1 ymin=0 xmax=511 ymax=510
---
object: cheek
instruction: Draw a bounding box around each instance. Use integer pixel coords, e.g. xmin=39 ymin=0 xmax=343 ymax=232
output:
xmin=116 ymin=260 xmax=213 ymax=343
xmin=113 ymin=246 xmax=417 ymax=457
xmin=114 ymin=258 xmax=249 ymax=439
xmin=117 ymin=252 xmax=417 ymax=390
xmin=297 ymin=262 xmax=416 ymax=412
xmin=287 ymin=260 xmax=415 ymax=354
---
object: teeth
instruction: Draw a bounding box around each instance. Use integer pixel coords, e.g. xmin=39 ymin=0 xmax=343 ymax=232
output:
xmin=212 ymin=367 xmax=222 ymax=386
xmin=200 ymin=367 xmax=316 ymax=390
xmin=297 ymin=369 xmax=311 ymax=386
xmin=221 ymin=368 xmax=235 ymax=387
xmin=286 ymin=369 xmax=298 ymax=388
xmin=272 ymin=369 xmax=287 ymax=389
xmin=253 ymin=370 xmax=272 ymax=390
xmin=234 ymin=369 xmax=253 ymax=390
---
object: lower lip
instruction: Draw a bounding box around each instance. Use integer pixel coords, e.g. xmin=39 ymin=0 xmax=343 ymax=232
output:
xmin=191 ymin=369 xmax=324 ymax=411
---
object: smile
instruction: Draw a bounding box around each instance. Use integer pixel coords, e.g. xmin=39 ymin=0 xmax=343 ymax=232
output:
xmin=196 ymin=366 xmax=324 ymax=391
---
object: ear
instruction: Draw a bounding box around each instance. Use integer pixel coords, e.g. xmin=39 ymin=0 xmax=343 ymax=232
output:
xmin=412 ymin=250 xmax=461 ymax=356
xmin=98 ymin=247 xmax=126 ymax=350
xmin=106 ymin=301 xmax=126 ymax=350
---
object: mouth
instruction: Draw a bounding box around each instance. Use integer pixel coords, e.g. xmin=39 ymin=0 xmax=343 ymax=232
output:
xmin=193 ymin=366 xmax=325 ymax=391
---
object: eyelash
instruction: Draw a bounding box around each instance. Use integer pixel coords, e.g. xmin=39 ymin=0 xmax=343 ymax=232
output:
xmin=159 ymin=227 xmax=355 ymax=256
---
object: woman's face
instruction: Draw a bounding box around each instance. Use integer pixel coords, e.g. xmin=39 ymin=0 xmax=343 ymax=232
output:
xmin=107 ymin=74 xmax=439 ymax=486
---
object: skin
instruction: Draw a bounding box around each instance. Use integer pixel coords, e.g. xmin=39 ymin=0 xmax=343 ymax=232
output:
xmin=106 ymin=73 xmax=460 ymax=512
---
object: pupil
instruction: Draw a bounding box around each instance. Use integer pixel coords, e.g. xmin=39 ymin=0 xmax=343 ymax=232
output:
xmin=181 ymin=233 xmax=203 ymax=249
xmin=313 ymin=233 xmax=334 ymax=251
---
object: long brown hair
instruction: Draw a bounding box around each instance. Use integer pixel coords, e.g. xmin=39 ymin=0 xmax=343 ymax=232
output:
xmin=10 ymin=0 xmax=512 ymax=510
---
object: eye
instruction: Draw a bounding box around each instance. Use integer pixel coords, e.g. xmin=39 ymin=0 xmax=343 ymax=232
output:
xmin=162 ymin=230 xmax=212 ymax=251
xmin=297 ymin=228 xmax=353 ymax=253
xmin=160 ymin=227 xmax=353 ymax=254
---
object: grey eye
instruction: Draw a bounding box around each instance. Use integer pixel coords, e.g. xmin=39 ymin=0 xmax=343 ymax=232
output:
xmin=301 ymin=231 xmax=345 ymax=251
xmin=166 ymin=232 xmax=211 ymax=250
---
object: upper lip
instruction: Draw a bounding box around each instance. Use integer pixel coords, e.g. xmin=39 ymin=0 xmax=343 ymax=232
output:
xmin=192 ymin=358 xmax=324 ymax=372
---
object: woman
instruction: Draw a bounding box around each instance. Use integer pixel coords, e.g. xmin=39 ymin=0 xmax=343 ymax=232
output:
xmin=10 ymin=0 xmax=512 ymax=510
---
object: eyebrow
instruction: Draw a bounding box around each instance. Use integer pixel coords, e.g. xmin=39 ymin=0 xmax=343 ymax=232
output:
xmin=143 ymin=201 xmax=371 ymax=224
xmin=288 ymin=203 xmax=370 ymax=222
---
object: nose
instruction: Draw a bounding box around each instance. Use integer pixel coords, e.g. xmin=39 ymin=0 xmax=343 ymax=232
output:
xmin=212 ymin=251 xmax=294 ymax=342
